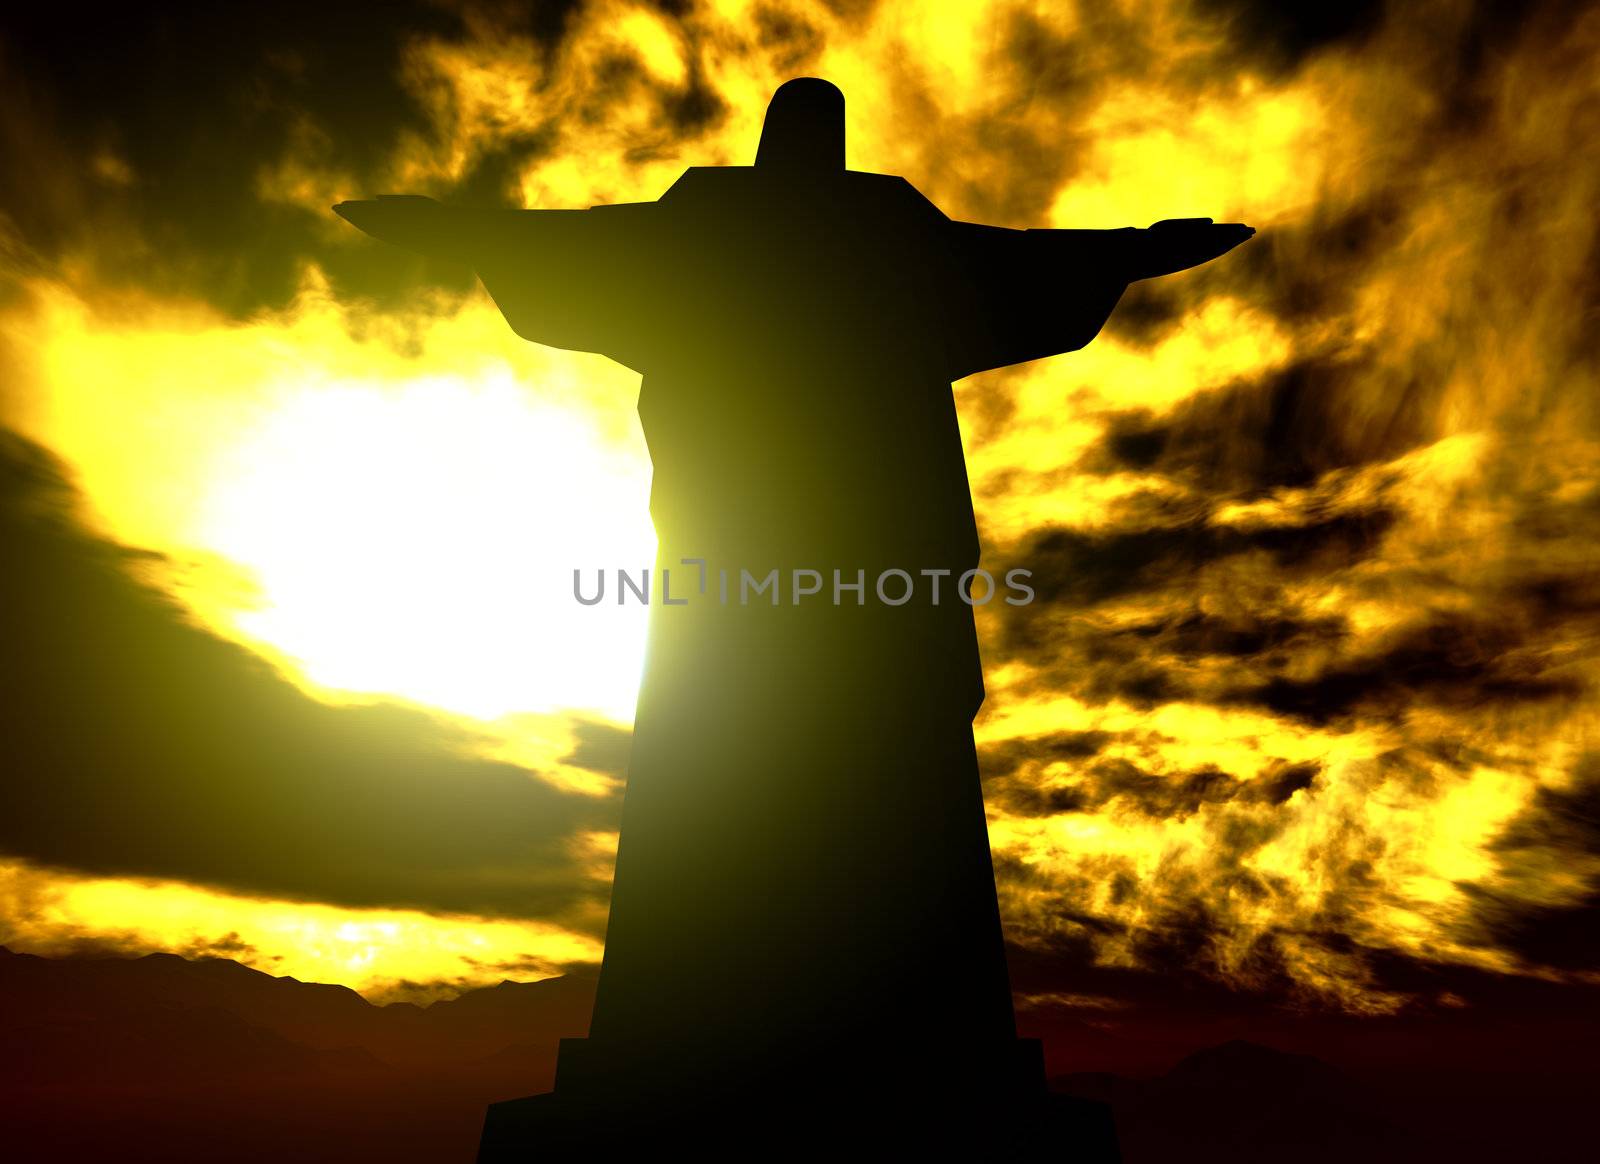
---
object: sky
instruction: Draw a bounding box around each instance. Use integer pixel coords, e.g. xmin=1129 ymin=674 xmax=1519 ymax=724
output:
xmin=0 ymin=0 xmax=1597 ymax=1034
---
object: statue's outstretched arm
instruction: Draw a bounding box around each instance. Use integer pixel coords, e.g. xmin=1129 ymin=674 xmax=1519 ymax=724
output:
xmin=940 ymin=218 xmax=1254 ymax=380
xmin=1100 ymin=218 xmax=1256 ymax=281
xmin=334 ymin=196 xmax=661 ymax=370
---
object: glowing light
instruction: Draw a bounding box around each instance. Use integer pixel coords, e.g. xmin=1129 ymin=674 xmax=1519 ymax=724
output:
xmin=0 ymin=859 xmax=601 ymax=1002
xmin=199 ymin=369 xmax=654 ymax=721
xmin=8 ymin=278 xmax=657 ymax=725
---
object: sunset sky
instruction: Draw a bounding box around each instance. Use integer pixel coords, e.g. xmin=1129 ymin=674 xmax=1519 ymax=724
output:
xmin=1 ymin=0 xmax=1597 ymax=1039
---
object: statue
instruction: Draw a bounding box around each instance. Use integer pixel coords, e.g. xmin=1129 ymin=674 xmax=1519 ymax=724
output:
xmin=336 ymin=77 xmax=1252 ymax=1159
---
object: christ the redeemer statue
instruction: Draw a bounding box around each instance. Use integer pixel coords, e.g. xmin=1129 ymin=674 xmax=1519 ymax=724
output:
xmin=337 ymin=78 xmax=1251 ymax=1159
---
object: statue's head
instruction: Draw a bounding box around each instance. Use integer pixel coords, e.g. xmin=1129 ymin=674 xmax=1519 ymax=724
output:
xmin=755 ymin=78 xmax=845 ymax=174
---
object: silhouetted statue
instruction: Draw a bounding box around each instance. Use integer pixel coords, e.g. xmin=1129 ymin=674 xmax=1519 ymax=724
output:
xmin=337 ymin=78 xmax=1251 ymax=1159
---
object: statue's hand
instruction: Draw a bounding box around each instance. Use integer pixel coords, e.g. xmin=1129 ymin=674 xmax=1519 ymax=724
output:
xmin=1127 ymin=217 xmax=1255 ymax=281
xmin=333 ymin=195 xmax=473 ymax=263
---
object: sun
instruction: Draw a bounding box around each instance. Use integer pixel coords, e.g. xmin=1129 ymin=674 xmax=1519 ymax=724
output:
xmin=198 ymin=367 xmax=657 ymax=722
xmin=10 ymin=280 xmax=658 ymax=728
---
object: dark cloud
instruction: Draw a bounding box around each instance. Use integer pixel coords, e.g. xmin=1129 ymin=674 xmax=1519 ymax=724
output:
xmin=1013 ymin=889 xmax=1600 ymax=1043
xmin=176 ymin=931 xmax=264 ymax=962
xmin=1087 ymin=357 xmax=1433 ymax=495
xmin=461 ymin=0 xmax=584 ymax=49
xmin=986 ymin=740 xmax=1320 ymax=821
xmin=1192 ymin=0 xmax=1386 ymax=73
xmin=1114 ymin=757 xmax=1303 ymax=820
xmin=1432 ymin=0 xmax=1597 ymax=134
xmin=0 ymin=2 xmax=467 ymax=312
xmin=1010 ymin=891 xmax=1305 ymax=1000
xmin=1000 ymin=506 xmax=1395 ymax=618
xmin=559 ymin=717 xmax=633 ymax=780
xmin=988 ymin=779 xmax=1092 ymax=817
xmin=978 ymin=729 xmax=1113 ymax=780
xmin=1082 ymin=758 xmax=1265 ymax=818
xmin=1007 ymin=927 xmax=1238 ymax=1015
xmin=986 ymin=596 xmax=1361 ymax=725
xmin=1232 ymin=613 xmax=1585 ymax=726
xmin=983 ymin=620 xmax=1189 ymax=711
xmin=1472 ymin=755 xmax=1600 ymax=971
xmin=1253 ymin=759 xmax=1320 ymax=804
xmin=1238 ymin=198 xmax=1408 ymax=323
xmin=0 ymin=429 xmax=616 ymax=920
xmin=1098 ymin=279 xmax=1185 ymax=350
xmin=0 ymin=2 xmax=753 ymax=316
xmin=1510 ymin=570 xmax=1600 ymax=629
xmin=1159 ymin=612 xmax=1339 ymax=660
xmin=1016 ymin=920 xmax=1600 ymax=1120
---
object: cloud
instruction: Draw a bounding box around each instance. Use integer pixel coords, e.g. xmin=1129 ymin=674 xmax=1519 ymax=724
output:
xmin=1469 ymin=755 xmax=1600 ymax=971
xmin=0 ymin=4 xmax=453 ymax=311
xmin=558 ymin=716 xmax=633 ymax=780
xmin=0 ymin=429 xmax=616 ymax=919
xmin=0 ymin=2 xmax=753 ymax=318
xmin=1234 ymin=612 xmax=1586 ymax=725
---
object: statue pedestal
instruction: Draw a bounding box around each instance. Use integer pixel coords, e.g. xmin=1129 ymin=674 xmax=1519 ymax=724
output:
xmin=477 ymin=1037 xmax=1119 ymax=1161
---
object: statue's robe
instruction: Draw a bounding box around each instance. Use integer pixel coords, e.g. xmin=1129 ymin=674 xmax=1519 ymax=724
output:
xmin=336 ymin=89 xmax=1250 ymax=1147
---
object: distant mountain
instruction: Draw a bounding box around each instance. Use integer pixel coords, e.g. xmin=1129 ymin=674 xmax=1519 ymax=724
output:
xmin=0 ymin=946 xmax=594 ymax=1164
xmin=6 ymin=948 xmax=1588 ymax=1162
xmin=1 ymin=946 xmax=595 ymax=1063
xmin=1053 ymin=1039 xmax=1412 ymax=1164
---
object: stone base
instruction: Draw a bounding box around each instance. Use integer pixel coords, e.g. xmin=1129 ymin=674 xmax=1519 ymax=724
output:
xmin=478 ymin=1076 xmax=1119 ymax=1161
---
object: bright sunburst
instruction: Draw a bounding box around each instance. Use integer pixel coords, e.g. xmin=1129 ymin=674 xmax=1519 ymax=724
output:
xmin=8 ymin=278 xmax=658 ymax=728
xmin=199 ymin=369 xmax=655 ymax=721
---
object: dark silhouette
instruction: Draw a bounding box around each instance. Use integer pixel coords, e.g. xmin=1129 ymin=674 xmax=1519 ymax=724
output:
xmin=1053 ymin=1040 xmax=1409 ymax=1163
xmin=0 ymin=946 xmax=593 ymax=1163
xmin=336 ymin=78 xmax=1251 ymax=1157
xmin=8 ymin=946 xmax=1599 ymax=1163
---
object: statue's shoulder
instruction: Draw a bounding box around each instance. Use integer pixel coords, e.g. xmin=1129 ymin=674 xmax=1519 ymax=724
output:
xmin=842 ymin=170 xmax=948 ymax=222
xmin=657 ymin=165 xmax=754 ymax=204
xmin=656 ymin=166 xmax=947 ymax=224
